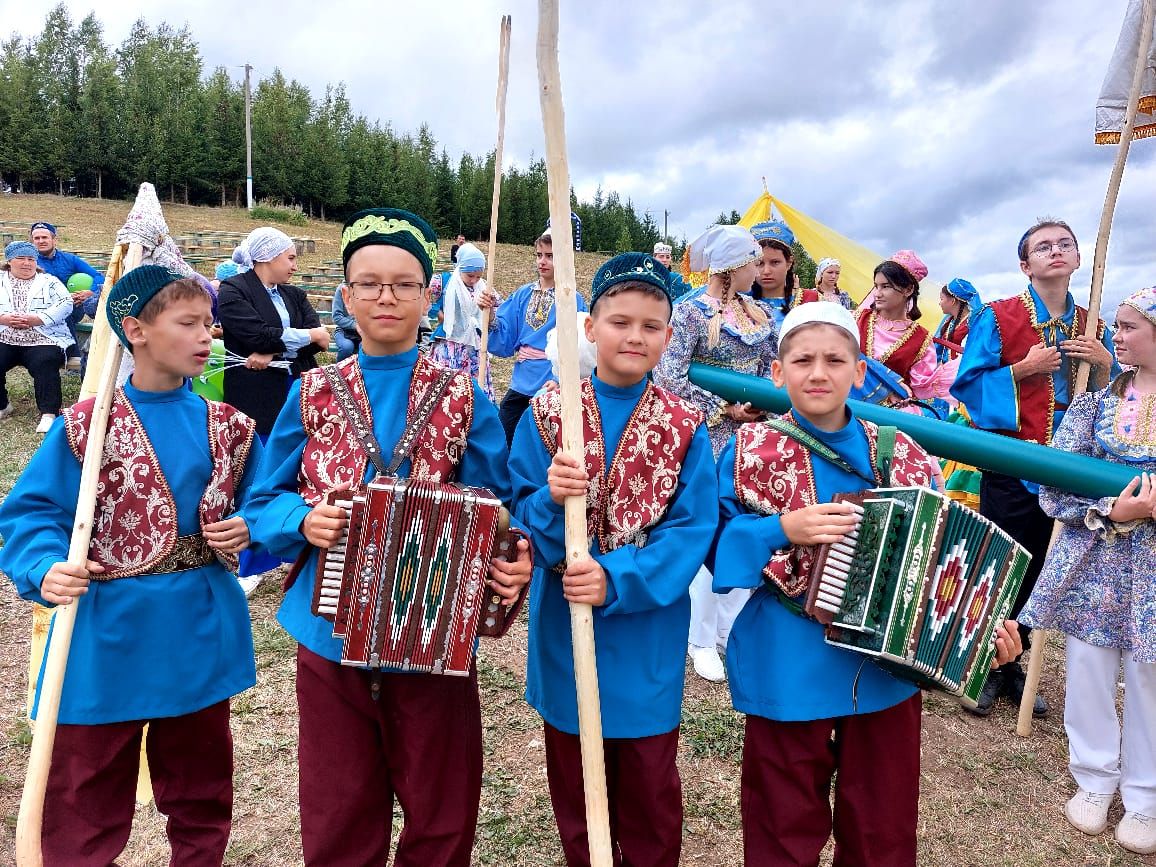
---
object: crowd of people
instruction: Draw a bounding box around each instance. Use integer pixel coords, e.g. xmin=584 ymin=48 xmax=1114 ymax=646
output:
xmin=0 ymin=206 xmax=1153 ymax=866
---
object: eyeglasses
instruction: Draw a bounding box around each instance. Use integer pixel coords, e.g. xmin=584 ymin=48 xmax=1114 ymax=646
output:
xmin=1028 ymin=240 xmax=1077 ymax=258
xmin=347 ymin=281 xmax=424 ymax=301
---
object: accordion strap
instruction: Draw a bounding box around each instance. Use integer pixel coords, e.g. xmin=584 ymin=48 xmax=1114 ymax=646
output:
xmin=762 ymin=416 xmax=897 ymax=487
xmin=320 ymin=361 xmax=457 ymax=477
xmin=283 ymin=362 xmax=457 ymax=594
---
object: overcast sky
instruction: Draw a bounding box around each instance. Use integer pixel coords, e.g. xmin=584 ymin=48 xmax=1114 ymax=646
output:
xmin=3 ymin=0 xmax=1152 ymax=316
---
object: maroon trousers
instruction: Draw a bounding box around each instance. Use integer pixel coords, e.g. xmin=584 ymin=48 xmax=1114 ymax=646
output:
xmin=42 ymin=700 xmax=233 ymax=867
xmin=741 ymin=694 xmax=922 ymax=867
xmin=295 ymin=646 xmax=483 ymax=866
xmin=543 ymin=723 xmax=682 ymax=867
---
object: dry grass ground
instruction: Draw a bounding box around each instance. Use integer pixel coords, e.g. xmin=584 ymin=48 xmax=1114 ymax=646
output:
xmin=0 ymin=195 xmax=1153 ymax=865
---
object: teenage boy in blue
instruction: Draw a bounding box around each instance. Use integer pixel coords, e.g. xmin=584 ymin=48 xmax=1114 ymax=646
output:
xmin=244 ymin=208 xmax=532 ymax=866
xmin=952 ymin=217 xmax=1118 ymax=716
xmin=480 ymin=228 xmax=588 ymax=444
xmin=510 ymin=252 xmax=718 ymax=866
xmin=0 ymin=265 xmax=260 ymax=866
xmin=714 ymin=302 xmax=1023 ymax=866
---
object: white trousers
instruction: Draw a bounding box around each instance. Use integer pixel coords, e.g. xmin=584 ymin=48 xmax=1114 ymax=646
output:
xmin=688 ymin=565 xmax=751 ymax=650
xmin=1065 ymin=635 xmax=1156 ymax=815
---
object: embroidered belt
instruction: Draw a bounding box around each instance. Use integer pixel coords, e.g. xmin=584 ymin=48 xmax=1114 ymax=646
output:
xmin=92 ymin=534 xmax=217 ymax=581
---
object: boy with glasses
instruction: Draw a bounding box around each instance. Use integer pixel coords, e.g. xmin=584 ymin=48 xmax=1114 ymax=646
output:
xmin=952 ymin=218 xmax=1119 ymax=716
xmin=245 ymin=208 xmax=532 ymax=865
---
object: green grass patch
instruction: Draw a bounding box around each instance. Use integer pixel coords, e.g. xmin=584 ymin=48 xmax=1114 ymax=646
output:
xmin=680 ymin=698 xmax=744 ymax=760
xmin=249 ymin=202 xmax=308 ymax=227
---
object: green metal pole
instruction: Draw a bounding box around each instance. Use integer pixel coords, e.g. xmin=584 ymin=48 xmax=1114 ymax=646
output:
xmin=688 ymin=362 xmax=1134 ymax=500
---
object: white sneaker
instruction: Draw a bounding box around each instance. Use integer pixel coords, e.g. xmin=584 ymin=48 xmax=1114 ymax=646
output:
xmin=35 ymin=413 xmax=56 ymax=434
xmin=689 ymin=644 xmax=726 ymax=683
xmin=237 ymin=574 xmax=263 ymax=598
xmin=1065 ymin=789 xmax=1113 ymax=835
xmin=1116 ymin=811 xmax=1156 ymax=854
xmin=0 ymin=403 xmax=12 ymax=421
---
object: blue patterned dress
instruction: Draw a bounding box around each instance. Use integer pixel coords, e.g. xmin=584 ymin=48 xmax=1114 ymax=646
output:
xmin=1020 ymin=384 xmax=1156 ymax=663
xmin=654 ymin=292 xmax=779 ymax=456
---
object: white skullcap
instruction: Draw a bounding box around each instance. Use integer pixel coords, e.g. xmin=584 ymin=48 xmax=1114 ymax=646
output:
xmin=688 ymin=224 xmax=759 ymax=276
xmin=233 ymin=227 xmax=295 ymax=268
xmin=653 ymin=242 xmax=673 ymax=255
xmin=779 ymin=300 xmax=858 ymax=346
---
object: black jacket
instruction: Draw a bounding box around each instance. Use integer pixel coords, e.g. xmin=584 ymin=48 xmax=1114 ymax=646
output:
xmin=217 ymin=269 xmax=322 ymax=434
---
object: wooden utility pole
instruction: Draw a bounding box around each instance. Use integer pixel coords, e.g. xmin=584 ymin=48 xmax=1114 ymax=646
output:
xmin=244 ymin=63 xmax=254 ymax=211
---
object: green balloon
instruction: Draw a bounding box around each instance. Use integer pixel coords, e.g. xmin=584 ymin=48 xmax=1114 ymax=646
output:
xmin=191 ymin=338 xmax=225 ymax=401
xmin=66 ymin=273 xmax=94 ymax=294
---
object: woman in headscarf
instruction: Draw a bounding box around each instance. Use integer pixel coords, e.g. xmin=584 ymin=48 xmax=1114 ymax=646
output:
xmin=217 ymin=227 xmax=329 ymax=437
xmin=0 ymin=240 xmax=74 ymax=433
xmin=218 ymin=227 xmax=329 ymax=590
xmin=810 ymin=258 xmax=853 ymax=309
xmin=428 ymin=243 xmax=493 ymax=397
xmin=654 ymin=223 xmax=778 ymax=684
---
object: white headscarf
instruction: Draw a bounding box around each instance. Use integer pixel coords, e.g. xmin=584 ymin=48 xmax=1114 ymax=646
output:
xmin=233 ymin=227 xmax=294 ymax=268
xmin=441 ymin=243 xmax=487 ymax=348
xmin=688 ymin=225 xmax=759 ymax=276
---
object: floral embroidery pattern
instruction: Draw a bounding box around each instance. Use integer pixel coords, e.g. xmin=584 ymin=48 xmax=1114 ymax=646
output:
xmin=297 ymin=355 xmax=472 ymax=504
xmin=531 ymin=380 xmax=702 ymax=553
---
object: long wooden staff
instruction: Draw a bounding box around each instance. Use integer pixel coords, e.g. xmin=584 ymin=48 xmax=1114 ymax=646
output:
xmin=1016 ymin=0 xmax=1155 ymax=737
xmin=16 ymin=243 xmax=142 ymax=866
xmin=536 ymin=2 xmax=612 ymax=863
xmin=478 ymin=14 xmax=512 ymax=388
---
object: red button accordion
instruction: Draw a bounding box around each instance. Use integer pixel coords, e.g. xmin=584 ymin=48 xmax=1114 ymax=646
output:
xmin=311 ymin=476 xmax=523 ymax=675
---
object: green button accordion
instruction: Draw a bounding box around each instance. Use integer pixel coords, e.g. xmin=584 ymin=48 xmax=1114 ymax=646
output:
xmin=803 ymin=487 xmax=1030 ymax=710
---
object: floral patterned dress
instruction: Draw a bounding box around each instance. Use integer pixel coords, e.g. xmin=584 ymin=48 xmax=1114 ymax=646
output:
xmin=1020 ymin=384 xmax=1156 ymax=663
xmin=654 ymin=291 xmax=779 ymax=456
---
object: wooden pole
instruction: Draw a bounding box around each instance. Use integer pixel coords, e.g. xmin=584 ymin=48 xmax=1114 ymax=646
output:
xmin=536 ymin=2 xmax=612 ymax=864
xmin=478 ymin=14 xmax=512 ymax=388
xmin=16 ymin=244 xmax=142 ymax=865
xmin=1016 ymin=0 xmax=1155 ymax=737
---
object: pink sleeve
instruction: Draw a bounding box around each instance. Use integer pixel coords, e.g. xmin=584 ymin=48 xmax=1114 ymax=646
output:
xmin=907 ymin=342 xmax=949 ymax=399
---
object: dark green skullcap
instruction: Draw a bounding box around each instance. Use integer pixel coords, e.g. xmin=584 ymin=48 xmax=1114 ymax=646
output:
xmin=105 ymin=264 xmax=185 ymax=349
xmin=341 ymin=208 xmax=439 ymax=283
xmin=591 ymin=252 xmax=672 ymax=308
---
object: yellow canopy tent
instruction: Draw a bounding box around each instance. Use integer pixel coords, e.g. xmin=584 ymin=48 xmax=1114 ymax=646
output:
xmin=685 ymin=188 xmax=945 ymax=330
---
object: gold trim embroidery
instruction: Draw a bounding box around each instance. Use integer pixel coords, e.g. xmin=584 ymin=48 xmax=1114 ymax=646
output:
xmin=340 ymin=215 xmax=438 ymax=271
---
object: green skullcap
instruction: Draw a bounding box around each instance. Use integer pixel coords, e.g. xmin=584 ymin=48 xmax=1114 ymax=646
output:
xmin=341 ymin=208 xmax=439 ymax=283
xmin=591 ymin=252 xmax=673 ymax=308
xmin=105 ymin=264 xmax=185 ymax=349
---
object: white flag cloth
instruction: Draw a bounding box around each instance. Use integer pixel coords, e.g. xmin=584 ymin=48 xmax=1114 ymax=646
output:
xmin=1095 ymin=0 xmax=1156 ymax=144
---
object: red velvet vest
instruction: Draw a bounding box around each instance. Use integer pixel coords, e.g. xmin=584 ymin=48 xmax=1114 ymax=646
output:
xmin=296 ymin=354 xmax=473 ymax=505
xmin=64 ymin=389 xmax=256 ymax=577
xmin=530 ymin=379 xmax=703 ymax=553
xmin=732 ymin=413 xmax=935 ymax=598
xmin=858 ymin=310 xmax=933 ymax=383
xmin=990 ymin=292 xmax=1104 ymax=445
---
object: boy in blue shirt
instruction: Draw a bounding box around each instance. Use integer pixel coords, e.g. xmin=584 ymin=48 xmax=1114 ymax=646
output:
xmin=714 ymin=302 xmax=1022 ymax=866
xmin=481 ymin=229 xmax=589 ymax=443
xmin=244 ymin=208 xmax=532 ymax=866
xmin=510 ymin=252 xmax=718 ymax=866
xmin=0 ymin=265 xmax=260 ymax=865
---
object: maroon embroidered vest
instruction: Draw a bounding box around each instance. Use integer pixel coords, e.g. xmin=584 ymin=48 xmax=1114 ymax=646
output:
xmin=296 ymin=354 xmax=473 ymax=505
xmin=858 ymin=310 xmax=933 ymax=383
xmin=990 ymin=292 xmax=1104 ymax=445
xmin=530 ymin=379 xmax=703 ymax=553
xmin=732 ymin=413 xmax=934 ymax=598
xmin=64 ymin=389 xmax=256 ymax=578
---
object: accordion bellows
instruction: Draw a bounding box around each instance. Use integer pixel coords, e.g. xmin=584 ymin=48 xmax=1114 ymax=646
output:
xmin=804 ymin=487 xmax=1030 ymax=709
xmin=312 ymin=476 xmax=523 ymax=675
